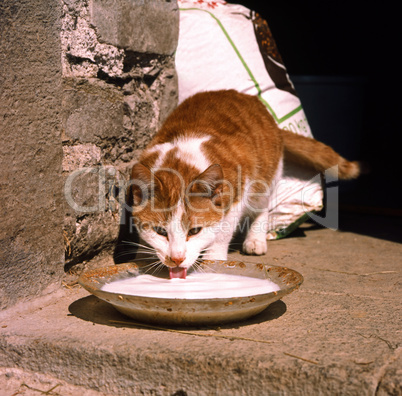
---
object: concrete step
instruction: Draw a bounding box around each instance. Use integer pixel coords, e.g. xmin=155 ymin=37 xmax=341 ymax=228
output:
xmin=0 ymin=367 xmax=106 ymax=396
xmin=0 ymin=214 xmax=401 ymax=395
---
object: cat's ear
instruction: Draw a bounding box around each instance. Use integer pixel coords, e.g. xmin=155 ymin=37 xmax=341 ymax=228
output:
xmin=190 ymin=164 xmax=224 ymax=204
xmin=130 ymin=163 xmax=161 ymax=206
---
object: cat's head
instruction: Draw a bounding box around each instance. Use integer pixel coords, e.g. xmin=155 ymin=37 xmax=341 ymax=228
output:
xmin=129 ymin=162 xmax=226 ymax=271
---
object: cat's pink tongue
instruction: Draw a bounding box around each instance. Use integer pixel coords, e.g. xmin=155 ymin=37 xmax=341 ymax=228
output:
xmin=169 ymin=267 xmax=187 ymax=279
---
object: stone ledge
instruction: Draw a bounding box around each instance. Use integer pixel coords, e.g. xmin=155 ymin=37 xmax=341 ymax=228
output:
xmin=0 ymin=214 xmax=401 ymax=395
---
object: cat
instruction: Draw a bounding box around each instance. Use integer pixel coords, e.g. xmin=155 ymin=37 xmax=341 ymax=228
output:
xmin=128 ymin=90 xmax=360 ymax=278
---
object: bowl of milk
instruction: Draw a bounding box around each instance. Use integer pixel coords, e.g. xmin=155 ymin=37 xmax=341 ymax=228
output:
xmin=78 ymin=260 xmax=303 ymax=326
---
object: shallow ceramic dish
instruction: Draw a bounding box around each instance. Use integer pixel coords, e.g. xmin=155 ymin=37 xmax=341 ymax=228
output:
xmin=78 ymin=260 xmax=303 ymax=326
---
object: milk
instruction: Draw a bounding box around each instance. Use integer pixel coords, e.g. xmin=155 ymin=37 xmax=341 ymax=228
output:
xmin=101 ymin=272 xmax=280 ymax=299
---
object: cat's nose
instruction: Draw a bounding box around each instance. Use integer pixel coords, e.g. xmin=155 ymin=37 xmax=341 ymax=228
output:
xmin=170 ymin=256 xmax=185 ymax=266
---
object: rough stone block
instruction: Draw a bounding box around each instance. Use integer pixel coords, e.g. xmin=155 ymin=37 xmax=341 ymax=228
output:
xmin=63 ymin=165 xmax=124 ymax=267
xmin=0 ymin=0 xmax=65 ymax=308
xmin=62 ymin=144 xmax=102 ymax=172
xmin=62 ymin=79 xmax=125 ymax=144
xmin=90 ymin=0 xmax=179 ymax=55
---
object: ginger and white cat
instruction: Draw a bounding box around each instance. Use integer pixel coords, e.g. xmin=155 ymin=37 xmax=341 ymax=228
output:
xmin=128 ymin=90 xmax=360 ymax=278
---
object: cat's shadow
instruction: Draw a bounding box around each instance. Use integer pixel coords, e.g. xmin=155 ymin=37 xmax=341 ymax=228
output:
xmin=68 ymin=295 xmax=287 ymax=331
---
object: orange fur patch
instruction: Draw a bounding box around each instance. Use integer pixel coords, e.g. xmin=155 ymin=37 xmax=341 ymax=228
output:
xmin=130 ymin=90 xmax=360 ymax=230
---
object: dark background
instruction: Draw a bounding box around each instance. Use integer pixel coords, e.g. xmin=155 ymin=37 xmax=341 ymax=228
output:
xmin=235 ymin=2 xmax=400 ymax=214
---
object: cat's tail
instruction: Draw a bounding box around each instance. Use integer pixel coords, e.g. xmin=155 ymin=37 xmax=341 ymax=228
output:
xmin=281 ymin=129 xmax=362 ymax=179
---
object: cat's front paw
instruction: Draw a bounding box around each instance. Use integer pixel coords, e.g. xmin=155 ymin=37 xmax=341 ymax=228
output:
xmin=243 ymin=237 xmax=267 ymax=256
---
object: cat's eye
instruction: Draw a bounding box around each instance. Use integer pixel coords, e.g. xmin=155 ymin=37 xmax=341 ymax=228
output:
xmin=188 ymin=227 xmax=202 ymax=237
xmin=153 ymin=226 xmax=168 ymax=237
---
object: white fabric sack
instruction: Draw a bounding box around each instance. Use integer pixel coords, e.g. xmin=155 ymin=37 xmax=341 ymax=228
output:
xmin=176 ymin=0 xmax=323 ymax=239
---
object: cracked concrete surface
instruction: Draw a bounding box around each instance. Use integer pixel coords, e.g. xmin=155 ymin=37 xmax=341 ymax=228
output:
xmin=0 ymin=213 xmax=401 ymax=395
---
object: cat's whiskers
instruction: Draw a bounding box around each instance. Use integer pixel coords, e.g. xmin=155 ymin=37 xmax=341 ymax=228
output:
xmin=114 ymin=240 xmax=159 ymax=262
xmin=121 ymin=240 xmax=156 ymax=252
xmin=192 ymin=262 xmax=207 ymax=275
xmin=142 ymin=260 xmax=161 ymax=270
xmin=134 ymin=257 xmax=158 ymax=261
xmin=142 ymin=260 xmax=165 ymax=276
xmin=113 ymin=249 xmax=157 ymax=261
xmin=133 ymin=250 xmax=158 ymax=256
xmin=192 ymin=255 xmax=218 ymax=274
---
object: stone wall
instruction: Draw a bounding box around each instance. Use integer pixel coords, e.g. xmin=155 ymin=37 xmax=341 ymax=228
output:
xmin=61 ymin=0 xmax=179 ymax=269
xmin=0 ymin=0 xmax=179 ymax=308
